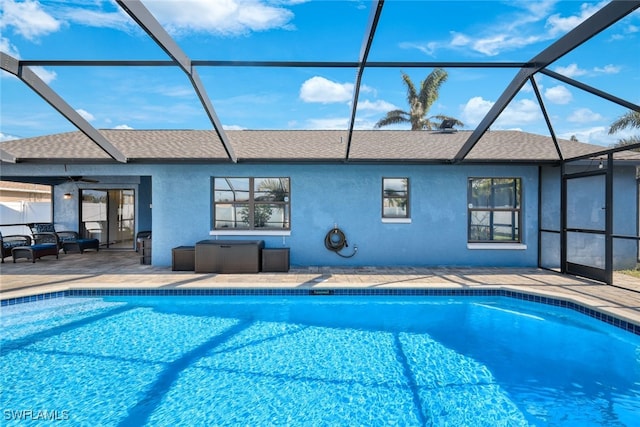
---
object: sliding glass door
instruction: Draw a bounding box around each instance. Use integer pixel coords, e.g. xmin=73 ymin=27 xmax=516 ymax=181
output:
xmin=80 ymin=189 xmax=135 ymax=249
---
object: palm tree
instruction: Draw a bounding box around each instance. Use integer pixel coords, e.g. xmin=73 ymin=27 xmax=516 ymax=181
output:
xmin=608 ymin=110 xmax=640 ymax=150
xmin=375 ymin=68 xmax=463 ymax=130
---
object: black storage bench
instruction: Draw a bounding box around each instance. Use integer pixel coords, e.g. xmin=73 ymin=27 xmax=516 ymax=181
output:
xmin=172 ymin=246 xmax=195 ymax=271
xmin=195 ymin=240 xmax=264 ymax=273
xmin=262 ymin=248 xmax=290 ymax=272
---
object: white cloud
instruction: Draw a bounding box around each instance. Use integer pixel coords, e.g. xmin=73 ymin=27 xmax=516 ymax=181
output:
xmin=567 ymin=108 xmax=603 ymax=123
xmin=356 ymin=99 xmax=397 ymax=113
xmin=0 ymin=44 xmax=57 ymax=83
xmin=305 ymin=117 xmax=349 ymax=130
xmin=0 ymin=36 xmax=20 ymax=58
xmin=299 ymin=77 xmax=353 ymax=103
xmin=76 ymin=109 xmax=95 ymax=122
xmin=495 ymin=99 xmax=541 ymax=127
xmin=0 ymin=0 xmax=61 ymax=40
xmin=460 ymin=96 xmax=494 ymax=126
xmin=0 ymin=132 xmax=20 ymax=142
xmin=156 ymin=85 xmax=195 ymax=98
xmin=409 ymin=1 xmax=555 ymax=57
xmin=222 ymin=124 xmax=246 ymax=130
xmin=113 ymin=124 xmax=133 ymax=130
xmin=544 ymin=85 xmax=572 ymax=105
xmin=398 ymin=41 xmax=434 ymax=56
xmin=144 ymin=0 xmax=295 ymax=36
xmin=593 ymin=64 xmax=620 ymax=74
xmin=558 ymin=126 xmax=614 ymax=146
xmin=553 ymin=63 xmax=587 ymax=78
xmin=61 ymin=7 xmax=132 ymax=31
xmin=462 ymin=96 xmax=542 ymax=128
xmin=471 ymin=34 xmax=540 ymax=57
xmin=554 ymin=62 xmax=621 ymax=78
xmin=545 ymin=1 xmax=605 ymax=35
xmin=303 ymin=115 xmax=376 ymax=130
xmin=450 ymin=32 xmax=470 ymax=48
xmin=402 ymin=1 xmax=611 ymax=58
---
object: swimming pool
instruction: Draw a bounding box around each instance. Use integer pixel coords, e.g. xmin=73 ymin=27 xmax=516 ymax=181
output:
xmin=1 ymin=293 xmax=639 ymax=426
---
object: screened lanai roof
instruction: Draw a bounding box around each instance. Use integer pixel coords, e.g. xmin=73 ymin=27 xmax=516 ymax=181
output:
xmin=1 ymin=0 xmax=639 ymax=164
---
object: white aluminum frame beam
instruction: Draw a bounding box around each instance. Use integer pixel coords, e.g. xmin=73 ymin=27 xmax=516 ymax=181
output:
xmin=1 ymin=52 xmax=127 ymax=163
xmin=345 ymin=0 xmax=384 ymax=160
xmin=116 ymin=0 xmax=237 ymax=163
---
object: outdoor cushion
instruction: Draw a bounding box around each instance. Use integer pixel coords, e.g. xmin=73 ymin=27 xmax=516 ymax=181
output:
xmin=4 ymin=241 xmax=25 ymax=249
xmin=29 ymin=224 xmax=100 ymax=254
xmin=32 ymin=243 xmax=56 ymax=250
xmin=32 ymin=223 xmax=56 ymax=233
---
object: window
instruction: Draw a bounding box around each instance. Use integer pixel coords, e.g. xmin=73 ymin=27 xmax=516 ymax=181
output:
xmin=382 ymin=178 xmax=409 ymax=218
xmin=213 ymin=177 xmax=290 ymax=230
xmin=468 ymin=178 xmax=521 ymax=242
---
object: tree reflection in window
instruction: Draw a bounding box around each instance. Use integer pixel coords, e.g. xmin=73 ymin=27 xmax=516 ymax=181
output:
xmin=383 ymin=178 xmax=409 ymax=218
xmin=468 ymin=178 xmax=521 ymax=242
xmin=213 ymin=177 xmax=290 ymax=229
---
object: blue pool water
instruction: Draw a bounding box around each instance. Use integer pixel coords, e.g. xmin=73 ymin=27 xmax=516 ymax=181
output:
xmin=1 ymin=295 xmax=639 ymax=426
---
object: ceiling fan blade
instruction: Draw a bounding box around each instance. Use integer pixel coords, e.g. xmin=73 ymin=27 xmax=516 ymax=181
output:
xmin=68 ymin=176 xmax=99 ymax=183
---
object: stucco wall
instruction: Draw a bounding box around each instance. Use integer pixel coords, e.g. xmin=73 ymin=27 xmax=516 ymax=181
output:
xmin=149 ymin=163 xmax=540 ymax=268
xmin=3 ymin=161 xmax=636 ymax=269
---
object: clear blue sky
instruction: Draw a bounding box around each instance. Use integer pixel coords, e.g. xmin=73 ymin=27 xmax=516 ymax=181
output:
xmin=1 ymin=0 xmax=638 ymax=147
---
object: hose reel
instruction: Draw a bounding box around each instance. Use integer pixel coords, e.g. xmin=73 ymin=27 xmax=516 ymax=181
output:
xmin=324 ymin=226 xmax=358 ymax=258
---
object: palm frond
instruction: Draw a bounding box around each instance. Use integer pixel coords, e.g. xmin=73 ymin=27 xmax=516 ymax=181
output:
xmin=374 ymin=110 xmax=410 ymax=128
xmin=419 ymin=68 xmax=448 ymax=111
xmin=609 ymin=110 xmax=640 ymax=134
xmin=613 ymin=135 xmax=640 ymax=151
xmin=401 ymin=72 xmax=418 ymax=107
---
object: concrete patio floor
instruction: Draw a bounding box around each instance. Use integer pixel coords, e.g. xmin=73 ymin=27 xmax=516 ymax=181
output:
xmin=1 ymin=249 xmax=639 ymax=328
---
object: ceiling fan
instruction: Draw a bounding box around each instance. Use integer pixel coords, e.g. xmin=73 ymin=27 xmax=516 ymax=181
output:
xmin=66 ymin=175 xmax=99 ymax=184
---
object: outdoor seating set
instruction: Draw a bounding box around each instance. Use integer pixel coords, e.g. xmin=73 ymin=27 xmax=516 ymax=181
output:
xmin=0 ymin=223 xmax=99 ymax=263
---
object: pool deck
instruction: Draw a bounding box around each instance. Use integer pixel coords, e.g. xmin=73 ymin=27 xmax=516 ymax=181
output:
xmin=1 ymin=250 xmax=639 ymax=326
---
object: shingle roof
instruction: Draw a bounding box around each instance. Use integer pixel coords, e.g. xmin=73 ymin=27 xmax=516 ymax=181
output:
xmin=1 ymin=129 xmax=638 ymax=163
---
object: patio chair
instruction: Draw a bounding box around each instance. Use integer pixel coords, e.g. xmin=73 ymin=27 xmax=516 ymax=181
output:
xmin=1 ymin=232 xmax=32 ymax=263
xmin=12 ymin=232 xmax=59 ymax=263
xmin=28 ymin=223 xmax=100 ymax=254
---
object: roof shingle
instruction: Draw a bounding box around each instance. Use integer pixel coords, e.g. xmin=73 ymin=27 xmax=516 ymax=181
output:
xmin=1 ymin=129 xmax=638 ymax=163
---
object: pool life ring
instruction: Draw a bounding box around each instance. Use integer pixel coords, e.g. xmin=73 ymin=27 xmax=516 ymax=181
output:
xmin=324 ymin=227 xmax=358 ymax=258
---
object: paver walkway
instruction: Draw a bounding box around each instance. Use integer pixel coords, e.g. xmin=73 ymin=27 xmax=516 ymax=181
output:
xmin=1 ymin=250 xmax=639 ymax=326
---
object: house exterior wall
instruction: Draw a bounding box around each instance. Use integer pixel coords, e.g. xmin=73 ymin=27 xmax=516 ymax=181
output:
xmin=2 ymin=161 xmax=636 ymax=269
xmin=62 ymin=163 xmax=541 ymax=268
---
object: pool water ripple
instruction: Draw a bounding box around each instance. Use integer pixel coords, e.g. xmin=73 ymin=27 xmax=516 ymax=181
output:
xmin=1 ymin=296 xmax=639 ymax=426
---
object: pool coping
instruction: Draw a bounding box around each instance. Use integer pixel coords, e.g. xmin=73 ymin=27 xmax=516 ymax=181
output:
xmin=2 ymin=286 xmax=639 ymax=336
